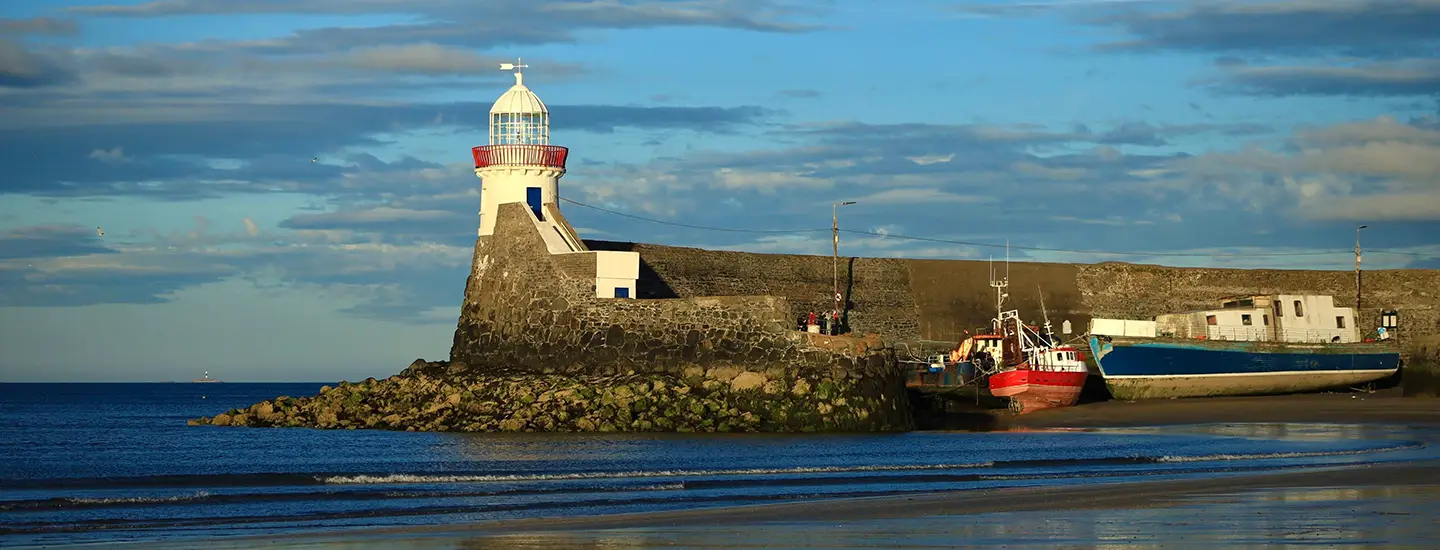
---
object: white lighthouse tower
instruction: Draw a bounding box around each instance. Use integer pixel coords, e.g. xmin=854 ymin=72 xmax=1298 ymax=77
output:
xmin=471 ymin=59 xmax=640 ymax=298
xmin=474 ymin=59 xmax=569 ymax=237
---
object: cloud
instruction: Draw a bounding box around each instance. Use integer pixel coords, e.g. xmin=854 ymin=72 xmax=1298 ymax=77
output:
xmin=1121 ymin=115 xmax=1440 ymax=222
xmin=242 ymin=217 xmax=259 ymax=236
xmin=0 ymin=221 xmax=470 ymax=321
xmin=279 ymin=206 xmax=471 ymax=238
xmin=0 ymin=39 xmax=75 ymax=88
xmin=88 ymin=146 xmax=129 ymax=163
xmin=776 ymin=89 xmax=821 ymax=99
xmin=1205 ymin=59 xmax=1440 ymax=97
xmin=1 ymin=102 xmax=773 ymax=199
xmin=324 ymin=43 xmax=517 ymax=76
xmin=0 ymin=17 xmax=78 ymax=36
xmin=0 ymin=225 xmax=116 ymax=260
xmin=68 ymin=0 xmax=827 ymax=54
xmin=957 ymin=0 xmax=1440 ymax=57
xmin=853 ymin=188 xmax=993 ymax=205
xmin=953 ymin=0 xmax=1440 ymax=97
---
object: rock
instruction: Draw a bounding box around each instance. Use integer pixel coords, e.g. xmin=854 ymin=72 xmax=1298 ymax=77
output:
xmin=791 ymin=378 xmax=812 ymax=396
xmin=706 ymin=366 xmax=742 ymax=383
xmin=730 ymin=371 xmax=767 ymax=392
xmin=187 ymin=359 xmax=912 ymax=433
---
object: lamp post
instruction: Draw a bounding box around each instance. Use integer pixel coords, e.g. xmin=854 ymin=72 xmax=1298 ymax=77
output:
xmin=1355 ymin=225 xmax=1367 ymax=322
xmin=833 ymin=201 xmax=857 ymax=329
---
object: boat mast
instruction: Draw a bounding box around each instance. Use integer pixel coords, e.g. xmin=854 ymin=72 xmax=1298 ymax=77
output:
xmin=989 ymin=254 xmax=1008 ymax=333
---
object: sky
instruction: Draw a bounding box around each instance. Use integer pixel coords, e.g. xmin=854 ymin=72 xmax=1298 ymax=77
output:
xmin=2 ymin=0 xmax=1438 ymax=382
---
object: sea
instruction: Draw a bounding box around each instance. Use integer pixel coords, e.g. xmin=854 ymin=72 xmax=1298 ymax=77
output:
xmin=1 ymin=383 xmax=1436 ymax=548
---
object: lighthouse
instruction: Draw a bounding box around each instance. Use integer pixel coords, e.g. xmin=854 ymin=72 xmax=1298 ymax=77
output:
xmin=471 ymin=60 xmax=639 ymax=298
xmin=474 ymin=59 xmax=568 ymax=237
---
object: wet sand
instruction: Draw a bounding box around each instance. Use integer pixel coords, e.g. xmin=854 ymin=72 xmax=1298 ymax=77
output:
xmin=184 ymin=461 xmax=1440 ymax=549
xmin=168 ymin=391 xmax=1440 ymax=549
xmin=1005 ymin=387 xmax=1440 ymax=430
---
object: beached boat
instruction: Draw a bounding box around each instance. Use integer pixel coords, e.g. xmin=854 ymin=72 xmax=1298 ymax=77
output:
xmin=906 ymin=258 xmax=1088 ymax=414
xmin=1086 ymin=294 xmax=1401 ymax=400
xmin=983 ymin=311 xmax=1089 ymax=414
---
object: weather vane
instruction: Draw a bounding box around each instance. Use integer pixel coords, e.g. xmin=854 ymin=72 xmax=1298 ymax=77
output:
xmin=499 ymin=58 xmax=528 ymax=84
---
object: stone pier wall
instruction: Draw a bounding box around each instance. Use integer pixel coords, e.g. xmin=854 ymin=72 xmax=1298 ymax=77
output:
xmin=586 ymin=241 xmax=1440 ymax=349
xmin=447 ymin=203 xmax=913 ymax=432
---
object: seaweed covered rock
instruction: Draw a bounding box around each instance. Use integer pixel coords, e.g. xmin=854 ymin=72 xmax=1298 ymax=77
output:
xmin=189 ymin=359 xmax=912 ymax=432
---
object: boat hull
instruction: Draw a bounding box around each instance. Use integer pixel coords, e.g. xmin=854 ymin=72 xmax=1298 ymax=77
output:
xmin=1088 ymin=336 xmax=1400 ymax=400
xmin=988 ymin=369 xmax=1088 ymax=414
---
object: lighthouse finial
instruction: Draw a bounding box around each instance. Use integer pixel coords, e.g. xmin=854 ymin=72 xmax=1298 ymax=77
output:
xmin=498 ymin=57 xmax=528 ymax=86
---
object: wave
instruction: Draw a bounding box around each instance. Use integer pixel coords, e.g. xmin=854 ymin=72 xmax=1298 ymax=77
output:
xmin=0 ymin=483 xmax=692 ymax=513
xmin=318 ymin=462 xmax=996 ymax=485
xmin=3 ymin=441 xmax=1417 ymax=493
xmin=1158 ymin=442 xmax=1425 ymax=463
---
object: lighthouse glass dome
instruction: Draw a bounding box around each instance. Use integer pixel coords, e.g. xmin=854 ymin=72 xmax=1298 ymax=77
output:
xmin=489 ymin=76 xmax=550 ymax=145
xmin=491 ymin=111 xmax=548 ymax=145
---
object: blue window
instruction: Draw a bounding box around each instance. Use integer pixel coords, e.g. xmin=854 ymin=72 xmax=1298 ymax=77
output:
xmin=613 ymin=287 xmax=630 ymax=299
xmin=526 ymin=187 xmax=543 ymax=220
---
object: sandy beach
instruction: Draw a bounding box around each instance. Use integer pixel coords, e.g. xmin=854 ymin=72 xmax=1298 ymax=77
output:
xmin=156 ymin=390 xmax=1440 ymax=550
xmin=1007 ymin=387 xmax=1440 ymax=430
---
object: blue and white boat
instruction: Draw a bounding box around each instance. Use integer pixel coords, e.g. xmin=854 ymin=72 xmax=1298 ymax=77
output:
xmin=1085 ymin=294 xmax=1400 ymax=400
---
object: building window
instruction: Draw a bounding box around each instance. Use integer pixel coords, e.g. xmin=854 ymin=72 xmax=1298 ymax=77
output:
xmin=1293 ymin=300 xmax=1304 ymax=317
xmin=1263 ymin=314 xmax=1270 ymax=326
xmin=1242 ymin=314 xmax=1252 ymax=325
xmin=1206 ymin=315 xmax=1218 ymax=326
xmin=1273 ymin=301 xmax=1283 ymax=318
xmin=1336 ymin=316 xmax=1346 ymax=329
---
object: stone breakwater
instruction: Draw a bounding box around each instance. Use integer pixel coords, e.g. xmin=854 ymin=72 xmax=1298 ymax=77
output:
xmin=189 ymin=359 xmax=912 ymax=432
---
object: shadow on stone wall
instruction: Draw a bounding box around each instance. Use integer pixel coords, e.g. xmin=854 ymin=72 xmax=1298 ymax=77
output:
xmin=584 ymin=240 xmax=679 ymax=299
xmin=1404 ymin=336 xmax=1440 ymax=398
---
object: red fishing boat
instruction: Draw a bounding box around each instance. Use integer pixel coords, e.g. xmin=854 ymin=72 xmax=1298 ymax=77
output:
xmin=953 ymin=258 xmax=1089 ymax=414
xmin=985 ymin=313 xmax=1088 ymax=414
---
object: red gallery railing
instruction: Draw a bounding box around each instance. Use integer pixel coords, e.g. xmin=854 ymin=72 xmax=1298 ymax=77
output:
xmin=472 ymin=145 xmax=569 ymax=170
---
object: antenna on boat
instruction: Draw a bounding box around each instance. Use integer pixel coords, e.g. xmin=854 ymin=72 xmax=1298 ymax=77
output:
xmin=989 ymin=254 xmax=1009 ymax=333
xmin=1005 ymin=239 xmax=1010 ymax=282
xmin=1037 ymin=285 xmax=1053 ymax=342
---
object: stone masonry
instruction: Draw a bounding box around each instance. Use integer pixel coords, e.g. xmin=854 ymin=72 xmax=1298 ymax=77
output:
xmin=586 ymin=241 xmax=1440 ymax=352
xmin=448 ymin=203 xmax=914 ymax=431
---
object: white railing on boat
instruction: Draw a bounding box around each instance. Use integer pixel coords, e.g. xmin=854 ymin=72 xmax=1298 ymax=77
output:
xmin=1191 ymin=326 xmax=1352 ymax=343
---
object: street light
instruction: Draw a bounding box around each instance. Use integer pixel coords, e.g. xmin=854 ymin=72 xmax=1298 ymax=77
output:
xmin=1355 ymin=225 xmax=1367 ymax=318
xmin=833 ymin=201 xmax=857 ymax=332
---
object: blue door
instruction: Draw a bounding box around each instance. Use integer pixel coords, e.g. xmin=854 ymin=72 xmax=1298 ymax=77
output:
xmin=613 ymin=287 xmax=630 ymax=298
xmin=526 ymin=187 xmax=543 ymax=220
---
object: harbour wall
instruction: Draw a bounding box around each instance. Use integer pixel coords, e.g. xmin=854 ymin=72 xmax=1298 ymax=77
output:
xmin=446 ymin=203 xmax=914 ymax=432
xmin=584 ymin=241 xmax=1440 ymax=349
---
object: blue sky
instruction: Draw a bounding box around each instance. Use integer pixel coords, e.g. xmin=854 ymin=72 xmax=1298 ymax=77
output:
xmin=2 ymin=0 xmax=1438 ymax=382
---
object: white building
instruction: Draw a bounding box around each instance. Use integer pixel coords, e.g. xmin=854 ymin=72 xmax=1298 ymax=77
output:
xmin=1151 ymin=294 xmax=1359 ymax=343
xmin=473 ymin=60 xmax=639 ymax=299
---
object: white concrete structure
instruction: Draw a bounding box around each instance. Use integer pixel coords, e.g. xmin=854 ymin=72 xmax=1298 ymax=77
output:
xmin=1088 ymin=318 xmax=1158 ymax=338
xmin=1146 ymin=294 xmax=1359 ymax=343
xmin=473 ymin=60 xmax=639 ymax=299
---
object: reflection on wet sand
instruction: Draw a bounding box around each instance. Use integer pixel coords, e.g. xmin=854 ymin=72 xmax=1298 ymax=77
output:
xmin=447 ymin=484 xmax=1440 ymax=549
